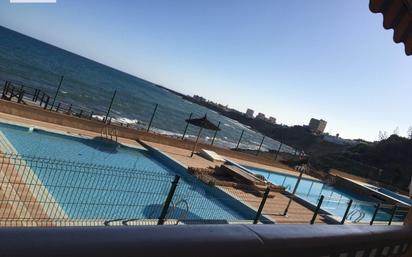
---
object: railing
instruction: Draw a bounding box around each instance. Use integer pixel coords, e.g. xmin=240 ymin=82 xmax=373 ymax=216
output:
xmin=0 ymin=67 xmax=298 ymax=157
xmin=0 ymin=224 xmax=411 ymax=257
xmin=1 ymin=81 xmax=51 ymax=109
xmin=49 ymin=101 xmax=97 ymax=120
xmin=317 ymin=195 xmax=409 ymax=224
xmin=1 ymin=80 xmax=102 ymax=121
xmin=0 ymin=153 xmax=267 ymax=226
xmin=1 ymin=151 xmax=406 ymax=227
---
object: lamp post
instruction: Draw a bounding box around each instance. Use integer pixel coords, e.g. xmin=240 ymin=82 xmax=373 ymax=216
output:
xmin=105 ymin=90 xmax=117 ymax=124
xmin=50 ymin=75 xmax=64 ymax=110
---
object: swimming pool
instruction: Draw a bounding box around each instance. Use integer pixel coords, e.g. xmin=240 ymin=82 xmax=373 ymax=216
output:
xmin=0 ymin=121 xmax=255 ymax=223
xmin=245 ymin=166 xmax=405 ymax=223
xmin=365 ymin=185 xmax=412 ymax=206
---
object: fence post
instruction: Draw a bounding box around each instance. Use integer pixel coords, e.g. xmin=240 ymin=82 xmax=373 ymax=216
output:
xmin=283 ymin=168 xmax=304 ymax=216
xmin=32 ymin=89 xmax=38 ymax=101
xmin=35 ymin=90 xmax=40 ymax=102
xmin=340 ymin=199 xmax=353 ymax=224
xmin=256 ymin=136 xmax=265 ymax=156
xmin=253 ymin=187 xmax=270 ymax=224
xmin=235 ymin=130 xmax=245 ymax=150
xmin=210 ymin=121 xmax=221 ymax=145
xmin=17 ymin=90 xmax=24 ymax=103
xmin=31 ymin=88 xmax=36 ymax=101
xmin=50 ymin=75 xmax=64 ymax=110
xmin=158 ymin=175 xmax=180 ymax=225
xmin=388 ymin=205 xmax=398 ymax=225
xmin=274 ymin=141 xmax=283 ymax=160
xmin=79 ymin=110 xmax=83 ymax=118
xmin=43 ymin=96 xmax=50 ymax=110
xmin=67 ymin=104 xmax=72 ymax=114
xmin=39 ymin=92 xmax=45 ymax=106
xmin=89 ymin=111 xmax=94 ymax=120
xmin=10 ymin=86 xmax=16 ymax=99
xmin=370 ymin=203 xmax=381 ymax=225
xmin=310 ymin=195 xmax=324 ymax=224
xmin=104 ymin=90 xmax=117 ymax=124
xmin=147 ymin=103 xmax=158 ymax=132
xmin=181 ymin=112 xmax=192 ymax=140
xmin=2 ymin=82 xmax=8 ymax=98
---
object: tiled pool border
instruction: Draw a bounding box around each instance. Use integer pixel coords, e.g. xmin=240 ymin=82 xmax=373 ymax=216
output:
xmin=0 ymin=117 xmax=147 ymax=151
xmin=335 ymin=176 xmax=411 ymax=208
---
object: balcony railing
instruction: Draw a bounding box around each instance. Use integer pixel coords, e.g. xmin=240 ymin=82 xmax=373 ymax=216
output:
xmin=0 ymin=224 xmax=411 ymax=257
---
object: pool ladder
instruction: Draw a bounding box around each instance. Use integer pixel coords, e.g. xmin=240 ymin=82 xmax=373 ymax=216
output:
xmin=101 ymin=126 xmax=118 ymax=142
xmin=104 ymin=200 xmax=190 ymax=226
xmin=347 ymin=209 xmax=366 ymax=223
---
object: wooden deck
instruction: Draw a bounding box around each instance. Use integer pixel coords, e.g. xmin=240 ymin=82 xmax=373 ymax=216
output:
xmin=222 ymin=186 xmax=327 ymax=224
xmin=144 ymin=141 xmax=327 ymax=224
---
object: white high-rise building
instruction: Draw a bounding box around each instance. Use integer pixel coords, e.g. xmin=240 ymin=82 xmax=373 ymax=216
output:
xmin=245 ymin=108 xmax=254 ymax=118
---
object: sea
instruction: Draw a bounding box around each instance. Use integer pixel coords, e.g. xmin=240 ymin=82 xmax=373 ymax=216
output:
xmin=0 ymin=25 xmax=293 ymax=153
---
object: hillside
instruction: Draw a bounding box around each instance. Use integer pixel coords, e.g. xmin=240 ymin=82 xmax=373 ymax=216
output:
xmin=310 ymin=135 xmax=412 ymax=190
xmin=180 ymin=94 xmax=411 ymax=191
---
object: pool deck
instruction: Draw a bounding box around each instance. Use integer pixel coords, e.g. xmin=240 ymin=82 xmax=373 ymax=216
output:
xmin=220 ymin=186 xmax=326 ymax=224
xmin=0 ymin=112 xmax=145 ymax=149
xmin=0 ymin=111 xmax=326 ymax=225
xmin=142 ymin=141 xmax=326 ymax=224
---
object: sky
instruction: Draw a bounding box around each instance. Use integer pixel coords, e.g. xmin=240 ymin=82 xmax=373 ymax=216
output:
xmin=0 ymin=0 xmax=411 ymax=141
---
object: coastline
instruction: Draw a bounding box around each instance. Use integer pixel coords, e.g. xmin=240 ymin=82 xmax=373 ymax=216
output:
xmin=0 ymin=99 xmax=297 ymax=173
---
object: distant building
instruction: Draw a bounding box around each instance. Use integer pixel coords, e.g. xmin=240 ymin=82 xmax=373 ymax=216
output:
xmin=309 ymin=118 xmax=327 ymax=134
xmin=268 ymin=116 xmax=276 ymax=124
xmin=245 ymin=109 xmax=254 ymax=118
xmin=323 ymin=134 xmax=357 ymax=146
xmin=193 ymin=95 xmax=206 ymax=102
xmin=256 ymin=113 xmax=266 ymax=120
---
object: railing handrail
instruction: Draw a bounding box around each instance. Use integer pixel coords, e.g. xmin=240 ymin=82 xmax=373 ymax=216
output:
xmin=0 ymin=224 xmax=411 ymax=257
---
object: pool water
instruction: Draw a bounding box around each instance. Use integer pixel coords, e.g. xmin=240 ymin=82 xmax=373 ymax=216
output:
xmin=370 ymin=186 xmax=412 ymax=206
xmin=246 ymin=166 xmax=404 ymax=223
xmin=0 ymin=122 xmax=251 ymax=222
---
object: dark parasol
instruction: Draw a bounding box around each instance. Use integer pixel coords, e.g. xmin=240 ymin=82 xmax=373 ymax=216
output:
xmin=185 ymin=114 xmax=220 ymax=157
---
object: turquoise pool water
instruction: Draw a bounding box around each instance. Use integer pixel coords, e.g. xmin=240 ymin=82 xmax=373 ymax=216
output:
xmin=246 ymin=166 xmax=404 ymax=223
xmin=0 ymin=122 xmax=252 ymax=222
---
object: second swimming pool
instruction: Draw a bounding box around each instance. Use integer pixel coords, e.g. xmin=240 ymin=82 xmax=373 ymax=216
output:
xmin=246 ymin=166 xmax=405 ymax=223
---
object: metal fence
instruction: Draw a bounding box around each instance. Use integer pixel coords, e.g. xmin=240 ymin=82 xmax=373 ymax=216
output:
xmin=0 ymin=152 xmax=408 ymax=227
xmin=0 ymin=61 xmax=297 ymax=156
xmin=0 ymin=153 xmax=272 ymax=227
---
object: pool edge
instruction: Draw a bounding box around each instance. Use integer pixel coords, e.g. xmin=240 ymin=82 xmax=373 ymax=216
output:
xmin=137 ymin=139 xmax=274 ymax=224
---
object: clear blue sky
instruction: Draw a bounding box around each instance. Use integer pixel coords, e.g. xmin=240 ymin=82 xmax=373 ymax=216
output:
xmin=1 ymin=0 xmax=411 ymax=141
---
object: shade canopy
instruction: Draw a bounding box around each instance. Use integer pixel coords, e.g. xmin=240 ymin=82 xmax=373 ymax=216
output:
xmin=370 ymin=0 xmax=412 ymax=55
xmin=185 ymin=115 xmax=220 ymax=131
